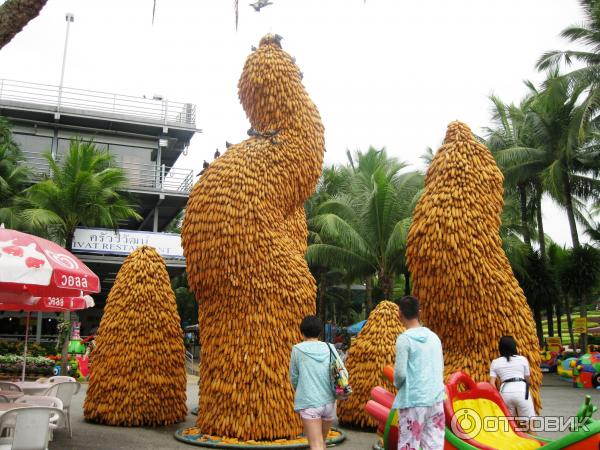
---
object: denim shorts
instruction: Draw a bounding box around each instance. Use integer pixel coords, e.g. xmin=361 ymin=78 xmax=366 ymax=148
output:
xmin=297 ymin=402 xmax=336 ymax=420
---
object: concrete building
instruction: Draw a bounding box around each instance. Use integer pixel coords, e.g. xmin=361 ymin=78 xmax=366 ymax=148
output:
xmin=0 ymin=78 xmax=199 ymax=337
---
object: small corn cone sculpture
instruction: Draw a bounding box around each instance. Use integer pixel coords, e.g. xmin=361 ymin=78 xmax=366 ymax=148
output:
xmin=406 ymin=121 xmax=542 ymax=412
xmin=337 ymin=301 xmax=405 ymax=428
xmin=83 ymin=246 xmax=187 ymax=426
xmin=181 ymin=34 xmax=325 ymax=440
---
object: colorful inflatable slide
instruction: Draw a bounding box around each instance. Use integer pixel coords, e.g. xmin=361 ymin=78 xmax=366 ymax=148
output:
xmin=365 ymin=367 xmax=600 ymax=450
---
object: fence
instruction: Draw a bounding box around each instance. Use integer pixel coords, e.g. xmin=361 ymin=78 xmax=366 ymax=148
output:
xmin=0 ymin=78 xmax=196 ymax=126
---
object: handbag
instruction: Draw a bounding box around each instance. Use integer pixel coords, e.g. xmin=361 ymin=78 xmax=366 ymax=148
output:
xmin=327 ymin=343 xmax=352 ymax=400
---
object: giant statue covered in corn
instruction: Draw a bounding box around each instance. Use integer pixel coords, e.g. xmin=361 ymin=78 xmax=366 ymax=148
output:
xmin=84 ymin=246 xmax=187 ymax=426
xmin=181 ymin=34 xmax=325 ymax=439
xmin=406 ymin=121 xmax=542 ymax=412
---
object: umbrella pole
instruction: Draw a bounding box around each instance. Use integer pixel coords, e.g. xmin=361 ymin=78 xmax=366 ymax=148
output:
xmin=22 ymin=312 xmax=30 ymax=382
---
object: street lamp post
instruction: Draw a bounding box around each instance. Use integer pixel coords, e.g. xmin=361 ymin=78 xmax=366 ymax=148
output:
xmin=55 ymin=12 xmax=74 ymax=120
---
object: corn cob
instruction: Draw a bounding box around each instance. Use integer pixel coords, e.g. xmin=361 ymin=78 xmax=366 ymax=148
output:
xmin=337 ymin=300 xmax=404 ymax=428
xmin=83 ymin=245 xmax=187 ymax=426
xmin=180 ymin=34 xmax=325 ymax=440
xmin=405 ymin=121 xmax=542 ymax=412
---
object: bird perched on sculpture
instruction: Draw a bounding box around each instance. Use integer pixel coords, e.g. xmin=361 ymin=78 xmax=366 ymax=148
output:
xmin=250 ymin=0 xmax=273 ymax=12
xmin=214 ymin=149 xmax=221 ymax=159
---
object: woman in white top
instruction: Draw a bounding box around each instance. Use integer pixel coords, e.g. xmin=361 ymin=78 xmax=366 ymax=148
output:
xmin=489 ymin=336 xmax=535 ymax=426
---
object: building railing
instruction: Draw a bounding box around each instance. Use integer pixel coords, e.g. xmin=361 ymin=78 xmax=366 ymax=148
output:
xmin=0 ymin=78 xmax=196 ymax=126
xmin=22 ymin=150 xmax=195 ymax=194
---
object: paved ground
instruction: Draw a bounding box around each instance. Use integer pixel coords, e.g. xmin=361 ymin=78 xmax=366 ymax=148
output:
xmin=48 ymin=374 xmax=600 ymax=450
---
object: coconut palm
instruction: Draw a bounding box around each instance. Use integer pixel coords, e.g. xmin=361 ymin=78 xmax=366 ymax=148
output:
xmin=0 ymin=118 xmax=30 ymax=228
xmin=560 ymin=244 xmax=600 ymax=348
xmin=486 ymin=95 xmax=546 ymax=248
xmin=537 ymin=0 xmax=600 ymax=121
xmin=306 ymin=148 xmax=424 ymax=309
xmin=526 ymin=74 xmax=600 ymax=248
xmin=18 ymin=139 xmax=141 ymax=250
xmin=0 ymin=0 xmax=48 ymax=49
xmin=548 ymin=243 xmax=574 ymax=344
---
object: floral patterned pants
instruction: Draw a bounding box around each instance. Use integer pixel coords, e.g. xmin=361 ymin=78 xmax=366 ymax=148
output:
xmin=398 ymin=401 xmax=445 ymax=450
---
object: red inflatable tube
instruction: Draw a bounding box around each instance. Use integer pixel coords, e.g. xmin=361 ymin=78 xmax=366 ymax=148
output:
xmin=383 ymin=365 xmax=394 ymax=383
xmin=371 ymin=386 xmax=395 ymax=409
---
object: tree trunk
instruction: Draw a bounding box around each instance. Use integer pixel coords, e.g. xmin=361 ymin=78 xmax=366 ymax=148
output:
xmin=318 ymin=271 xmax=327 ymax=324
xmin=533 ymin=305 xmax=544 ymax=346
xmin=0 ymin=0 xmax=48 ymax=50
xmin=555 ymin=301 xmax=563 ymax=340
xmin=518 ymin=183 xmax=531 ymax=247
xmin=365 ymin=277 xmax=373 ymax=316
xmin=579 ymin=295 xmax=588 ymax=352
xmin=65 ymin=228 xmax=75 ymax=251
xmin=535 ymin=186 xmax=546 ymax=259
xmin=545 ymin=306 xmax=554 ymax=337
xmin=565 ymin=297 xmax=575 ymax=349
xmin=561 ymin=171 xmax=580 ymax=248
xmin=379 ymin=269 xmax=394 ymax=300
xmin=59 ymin=312 xmax=70 ymax=375
xmin=403 ymin=269 xmax=410 ymax=296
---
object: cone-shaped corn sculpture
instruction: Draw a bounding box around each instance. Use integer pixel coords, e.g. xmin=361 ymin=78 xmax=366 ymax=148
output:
xmin=181 ymin=34 xmax=325 ymax=440
xmin=83 ymin=246 xmax=187 ymax=426
xmin=406 ymin=121 xmax=542 ymax=412
xmin=337 ymin=301 xmax=405 ymax=428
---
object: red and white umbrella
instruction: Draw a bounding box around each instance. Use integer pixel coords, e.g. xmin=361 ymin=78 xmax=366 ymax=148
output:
xmin=0 ymin=295 xmax=95 ymax=381
xmin=0 ymin=295 xmax=95 ymax=312
xmin=0 ymin=228 xmax=99 ymax=298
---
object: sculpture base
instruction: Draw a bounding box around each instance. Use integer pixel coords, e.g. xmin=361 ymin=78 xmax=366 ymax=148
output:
xmin=174 ymin=427 xmax=346 ymax=449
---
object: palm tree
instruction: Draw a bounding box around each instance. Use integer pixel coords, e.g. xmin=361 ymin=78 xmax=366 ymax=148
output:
xmin=305 ymin=165 xmax=354 ymax=322
xmin=486 ymin=95 xmax=544 ymax=248
xmin=0 ymin=118 xmax=30 ymax=228
xmin=485 ymin=95 xmax=562 ymax=335
xmin=306 ymin=148 xmax=424 ymax=310
xmin=537 ymin=0 xmax=600 ymax=119
xmin=548 ymin=243 xmax=573 ymax=344
xmin=560 ymin=244 xmax=600 ymax=349
xmin=0 ymin=0 xmax=48 ymax=50
xmin=18 ymin=139 xmax=141 ymax=250
xmin=18 ymin=139 xmax=141 ymax=373
xmin=526 ymin=74 xmax=599 ymax=249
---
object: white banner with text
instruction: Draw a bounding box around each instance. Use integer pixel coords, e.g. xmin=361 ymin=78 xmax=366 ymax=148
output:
xmin=72 ymin=228 xmax=184 ymax=259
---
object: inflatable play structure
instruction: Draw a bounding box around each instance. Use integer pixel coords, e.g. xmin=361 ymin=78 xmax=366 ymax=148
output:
xmin=541 ymin=337 xmax=564 ymax=373
xmin=365 ymin=367 xmax=600 ymax=450
xmin=540 ymin=350 xmax=560 ymax=373
xmin=570 ymin=353 xmax=600 ymax=389
xmin=557 ymin=357 xmax=577 ymax=381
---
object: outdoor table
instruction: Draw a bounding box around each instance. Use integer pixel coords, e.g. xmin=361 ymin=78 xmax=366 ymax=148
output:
xmin=0 ymin=403 xmax=29 ymax=417
xmin=0 ymin=390 xmax=24 ymax=402
xmin=13 ymin=381 xmax=50 ymax=395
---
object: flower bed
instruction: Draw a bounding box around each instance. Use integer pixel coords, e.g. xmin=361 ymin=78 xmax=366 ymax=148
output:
xmin=0 ymin=354 xmax=55 ymax=375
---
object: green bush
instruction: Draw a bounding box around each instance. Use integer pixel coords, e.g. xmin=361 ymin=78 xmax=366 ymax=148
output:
xmin=0 ymin=340 xmax=49 ymax=356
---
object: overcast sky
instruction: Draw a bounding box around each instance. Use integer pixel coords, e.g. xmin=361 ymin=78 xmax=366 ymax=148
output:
xmin=0 ymin=0 xmax=588 ymax=245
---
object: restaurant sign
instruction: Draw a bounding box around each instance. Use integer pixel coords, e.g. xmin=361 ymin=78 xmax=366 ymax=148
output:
xmin=71 ymin=228 xmax=184 ymax=259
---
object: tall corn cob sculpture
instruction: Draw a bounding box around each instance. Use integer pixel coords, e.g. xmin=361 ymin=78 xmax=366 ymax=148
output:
xmin=338 ymin=300 xmax=404 ymax=428
xmin=83 ymin=245 xmax=187 ymax=426
xmin=406 ymin=121 xmax=542 ymax=412
xmin=181 ymin=34 xmax=325 ymax=440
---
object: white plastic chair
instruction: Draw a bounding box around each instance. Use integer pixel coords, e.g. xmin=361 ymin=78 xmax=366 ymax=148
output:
xmin=0 ymin=383 xmax=21 ymax=393
xmin=0 ymin=407 xmax=64 ymax=450
xmin=14 ymin=396 xmax=63 ymax=441
xmin=47 ymin=376 xmax=76 ymax=384
xmin=42 ymin=382 xmax=80 ymax=438
xmin=0 ymin=396 xmax=8 ymax=403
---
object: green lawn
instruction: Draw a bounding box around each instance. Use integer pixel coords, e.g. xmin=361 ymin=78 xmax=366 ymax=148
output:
xmin=540 ymin=311 xmax=600 ymax=345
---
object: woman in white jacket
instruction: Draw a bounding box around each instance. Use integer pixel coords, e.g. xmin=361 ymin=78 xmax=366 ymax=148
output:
xmin=489 ymin=336 xmax=535 ymax=429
